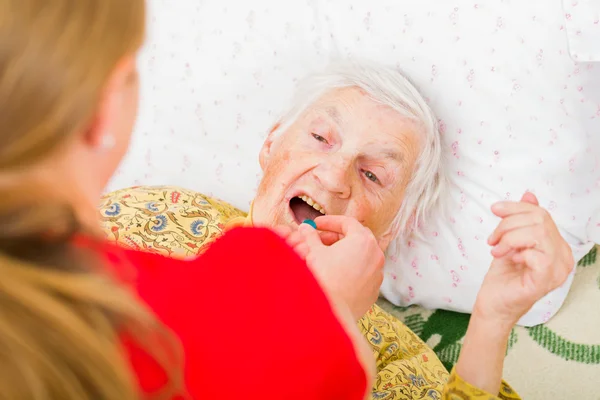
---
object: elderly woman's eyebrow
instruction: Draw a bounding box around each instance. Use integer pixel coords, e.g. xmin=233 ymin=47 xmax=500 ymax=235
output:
xmin=361 ymin=149 xmax=404 ymax=163
xmin=382 ymin=150 xmax=403 ymax=161
xmin=324 ymin=106 xmax=342 ymax=125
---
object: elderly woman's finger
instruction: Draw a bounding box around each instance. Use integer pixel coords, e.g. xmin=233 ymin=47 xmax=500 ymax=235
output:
xmin=488 ymin=214 xmax=540 ymax=246
xmin=511 ymin=249 xmax=543 ymax=267
xmin=512 ymin=249 xmax=563 ymax=288
xmin=491 ymin=225 xmax=544 ymax=258
xmin=520 ymin=192 xmax=539 ymax=206
xmin=491 ymin=201 xmax=540 ymax=218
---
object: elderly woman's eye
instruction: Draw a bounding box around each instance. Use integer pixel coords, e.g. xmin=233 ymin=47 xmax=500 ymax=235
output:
xmin=364 ymin=170 xmax=379 ymax=183
xmin=311 ymin=133 xmax=328 ymax=144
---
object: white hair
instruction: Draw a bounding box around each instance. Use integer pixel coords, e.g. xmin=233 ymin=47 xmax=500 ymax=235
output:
xmin=272 ymin=60 xmax=445 ymax=244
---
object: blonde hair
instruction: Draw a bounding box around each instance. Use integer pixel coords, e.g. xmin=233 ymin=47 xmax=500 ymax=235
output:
xmin=0 ymin=1 xmax=182 ymax=399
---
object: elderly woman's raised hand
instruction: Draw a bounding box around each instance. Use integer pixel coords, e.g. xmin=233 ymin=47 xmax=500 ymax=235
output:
xmin=456 ymin=192 xmax=574 ymax=394
xmin=476 ymin=192 xmax=574 ymax=326
xmin=277 ymin=215 xmax=385 ymax=321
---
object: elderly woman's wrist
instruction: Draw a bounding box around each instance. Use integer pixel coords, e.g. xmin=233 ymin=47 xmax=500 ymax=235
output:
xmin=471 ymin=304 xmax=517 ymax=335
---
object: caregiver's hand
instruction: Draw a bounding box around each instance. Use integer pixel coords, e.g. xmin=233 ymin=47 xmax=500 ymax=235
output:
xmin=280 ymin=215 xmax=385 ymax=321
xmin=478 ymin=191 xmax=574 ymax=325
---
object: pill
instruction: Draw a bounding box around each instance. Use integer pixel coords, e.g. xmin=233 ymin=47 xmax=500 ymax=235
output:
xmin=302 ymin=219 xmax=317 ymax=229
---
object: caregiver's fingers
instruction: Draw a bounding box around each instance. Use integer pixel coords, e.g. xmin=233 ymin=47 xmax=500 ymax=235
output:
xmin=490 ymin=225 xmax=546 ymax=258
xmin=276 ymin=225 xmax=340 ymax=247
xmin=284 ymin=230 xmax=310 ymax=248
xmin=292 ymin=242 xmax=310 ymax=260
xmin=491 ymin=201 xmax=542 ymax=218
xmin=272 ymin=225 xmax=293 ymax=240
xmin=488 ymin=214 xmax=540 ymax=246
xmin=314 ymin=215 xmax=364 ymax=236
xmin=319 ymin=231 xmax=342 ymax=246
xmin=298 ymin=223 xmax=326 ymax=249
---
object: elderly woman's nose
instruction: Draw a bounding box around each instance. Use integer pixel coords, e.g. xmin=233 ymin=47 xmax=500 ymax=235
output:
xmin=313 ymin=156 xmax=353 ymax=198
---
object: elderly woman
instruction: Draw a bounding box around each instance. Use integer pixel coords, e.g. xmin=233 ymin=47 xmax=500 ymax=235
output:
xmin=228 ymin=62 xmax=574 ymax=398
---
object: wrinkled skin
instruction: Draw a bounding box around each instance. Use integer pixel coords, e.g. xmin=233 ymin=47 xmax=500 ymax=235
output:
xmin=253 ymin=87 xmax=421 ymax=250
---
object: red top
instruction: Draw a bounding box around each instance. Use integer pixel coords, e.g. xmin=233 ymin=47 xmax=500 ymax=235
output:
xmin=96 ymin=227 xmax=366 ymax=399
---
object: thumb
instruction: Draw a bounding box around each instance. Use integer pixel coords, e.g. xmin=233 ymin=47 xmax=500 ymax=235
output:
xmin=298 ymin=223 xmax=326 ymax=249
xmin=521 ymin=191 xmax=539 ymax=206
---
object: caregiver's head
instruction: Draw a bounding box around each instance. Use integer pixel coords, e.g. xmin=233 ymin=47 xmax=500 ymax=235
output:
xmin=253 ymin=63 xmax=443 ymax=249
xmin=0 ymin=2 xmax=165 ymax=400
xmin=0 ymin=0 xmax=144 ymax=219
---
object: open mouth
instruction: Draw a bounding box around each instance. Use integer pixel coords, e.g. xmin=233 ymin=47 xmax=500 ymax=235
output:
xmin=289 ymin=195 xmax=326 ymax=224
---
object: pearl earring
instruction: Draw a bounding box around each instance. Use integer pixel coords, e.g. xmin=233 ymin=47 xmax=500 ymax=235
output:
xmin=98 ymin=135 xmax=116 ymax=151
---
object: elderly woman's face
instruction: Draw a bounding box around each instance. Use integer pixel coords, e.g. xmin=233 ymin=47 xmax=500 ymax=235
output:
xmin=253 ymin=87 xmax=420 ymax=248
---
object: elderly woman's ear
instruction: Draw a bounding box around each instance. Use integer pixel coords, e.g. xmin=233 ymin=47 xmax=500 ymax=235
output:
xmin=259 ymin=123 xmax=280 ymax=171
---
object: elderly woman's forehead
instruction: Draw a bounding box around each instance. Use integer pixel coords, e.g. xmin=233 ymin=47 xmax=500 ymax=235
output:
xmin=308 ymin=98 xmax=418 ymax=133
xmin=311 ymin=87 xmax=369 ymax=109
xmin=309 ymin=88 xmax=407 ymax=121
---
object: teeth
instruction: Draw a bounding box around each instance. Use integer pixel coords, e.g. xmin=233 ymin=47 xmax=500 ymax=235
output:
xmin=300 ymin=195 xmax=325 ymax=214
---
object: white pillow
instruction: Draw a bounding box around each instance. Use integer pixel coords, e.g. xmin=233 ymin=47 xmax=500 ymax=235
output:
xmin=109 ymin=0 xmax=600 ymax=326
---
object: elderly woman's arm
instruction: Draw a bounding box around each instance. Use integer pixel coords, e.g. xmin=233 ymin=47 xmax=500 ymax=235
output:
xmin=451 ymin=192 xmax=573 ymax=396
xmin=363 ymin=193 xmax=570 ymax=399
xmin=452 ymin=314 xmax=515 ymax=396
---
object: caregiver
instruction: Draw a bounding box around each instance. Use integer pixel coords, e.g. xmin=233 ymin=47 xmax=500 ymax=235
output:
xmin=0 ymin=1 xmax=573 ymax=400
xmin=0 ymin=1 xmax=380 ymax=399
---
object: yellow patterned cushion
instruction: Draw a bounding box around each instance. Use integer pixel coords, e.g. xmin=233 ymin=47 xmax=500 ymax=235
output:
xmin=99 ymin=186 xmax=246 ymax=258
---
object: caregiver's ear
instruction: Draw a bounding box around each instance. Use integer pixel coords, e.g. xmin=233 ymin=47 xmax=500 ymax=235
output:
xmin=259 ymin=123 xmax=280 ymax=171
xmin=83 ymin=56 xmax=137 ymax=149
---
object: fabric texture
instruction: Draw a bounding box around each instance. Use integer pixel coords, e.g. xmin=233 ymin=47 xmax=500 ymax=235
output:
xmin=108 ymin=0 xmax=600 ymax=326
xmin=100 ymin=227 xmax=368 ymax=399
xmin=563 ymin=0 xmax=600 ymax=62
xmin=100 ymin=186 xmax=520 ymax=399
xmin=362 ymin=305 xmax=519 ymax=400
xmin=99 ymin=186 xmax=245 ymax=258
